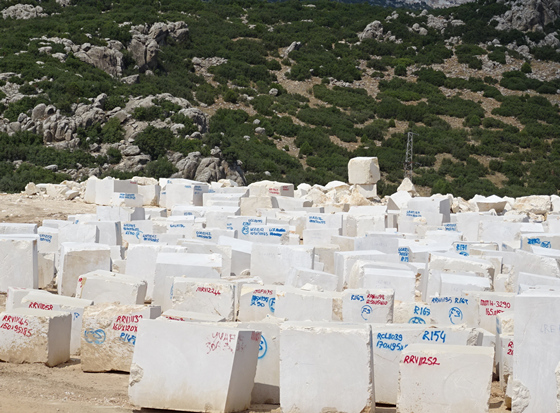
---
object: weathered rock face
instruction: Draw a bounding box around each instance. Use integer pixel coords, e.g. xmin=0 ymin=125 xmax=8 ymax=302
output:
xmin=2 ymin=4 xmax=46 ymax=20
xmin=359 ymin=21 xmax=384 ymax=41
xmin=171 ymin=152 xmax=245 ymax=185
xmin=73 ymin=43 xmax=124 ymax=78
xmin=493 ymin=0 xmax=560 ymax=31
xmin=128 ymin=21 xmax=188 ymax=72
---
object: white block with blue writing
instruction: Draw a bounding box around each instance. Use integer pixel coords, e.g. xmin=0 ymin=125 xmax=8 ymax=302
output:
xmin=342 ymin=288 xmax=394 ymax=323
xmin=238 ymin=224 xmax=289 ymax=244
xmin=237 ymin=320 xmax=281 ymax=405
xmin=38 ymin=226 xmax=58 ymax=254
xmin=251 ymin=244 xmax=314 ymax=284
xmin=112 ymin=192 xmax=144 ymax=208
xmin=522 ymin=233 xmax=560 ymax=251
xmin=397 ymin=344 xmax=493 ymax=413
xmin=286 ymin=267 xmax=339 ymax=292
xmin=152 ymin=252 xmax=222 ymax=308
xmin=204 ymin=207 xmax=241 ymax=228
xmin=393 ymin=301 xmax=431 ymax=324
xmin=226 ymin=216 xmax=266 ymax=235
xmin=429 ymin=295 xmax=476 ymax=327
xmin=305 ymin=213 xmax=343 ymax=233
xmin=280 ymin=321 xmax=374 ymax=413
xmin=237 ymin=285 xmax=276 ymax=322
xmin=90 ymin=177 xmax=138 ymax=206
xmin=275 ymin=287 xmax=341 ymax=322
xmin=81 ymin=303 xmax=160 ymax=372
xmin=164 ymin=182 xmax=209 ymax=208
xmin=75 ymin=270 xmax=148 ymax=306
xmin=194 ymin=228 xmax=236 ymax=244
xmin=139 ymin=232 xmax=185 ymax=245
xmin=170 ymin=277 xmax=236 ymax=321
xmin=21 ymin=291 xmax=93 ymax=355
xmin=372 ymin=324 xmax=482 ymax=405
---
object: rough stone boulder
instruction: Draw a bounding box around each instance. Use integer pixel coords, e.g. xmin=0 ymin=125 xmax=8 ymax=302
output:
xmin=358 ymin=21 xmax=384 ymax=41
xmin=2 ymin=4 xmax=46 ymax=20
xmin=74 ymin=43 xmax=124 ymax=78
xmin=513 ymin=195 xmax=552 ymax=215
xmin=494 ymin=0 xmax=560 ymax=31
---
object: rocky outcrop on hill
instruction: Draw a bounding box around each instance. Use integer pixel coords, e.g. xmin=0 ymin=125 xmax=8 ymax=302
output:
xmin=493 ymin=0 xmax=560 ymax=31
xmin=358 ymin=21 xmax=402 ymax=43
xmin=128 ymin=21 xmax=189 ymax=72
xmin=2 ymin=4 xmax=46 ymax=20
xmin=74 ymin=42 xmax=124 ymax=78
xmin=169 ymin=149 xmax=245 ymax=185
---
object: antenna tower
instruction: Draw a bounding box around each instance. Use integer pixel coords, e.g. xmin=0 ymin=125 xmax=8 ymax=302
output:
xmin=404 ymin=132 xmax=416 ymax=181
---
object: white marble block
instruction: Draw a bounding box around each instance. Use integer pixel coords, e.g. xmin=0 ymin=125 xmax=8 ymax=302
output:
xmin=341 ymin=288 xmax=394 ymax=323
xmin=0 ymin=308 xmax=71 ymax=366
xmin=251 ymin=244 xmax=314 ymax=285
xmin=129 ymin=319 xmax=260 ymax=412
xmin=275 ymin=287 xmax=341 ymax=322
xmin=280 ymin=322 xmax=374 ymax=413
xmin=348 ymin=157 xmax=380 ymax=185
xmin=170 ymin=277 xmax=236 ymax=320
xmin=397 ymin=344 xmax=493 ymax=413
xmin=57 ymin=243 xmax=111 ymax=297
xmin=285 ymin=267 xmax=339 ymax=292
xmin=237 ymin=285 xmax=276 ymax=321
xmin=512 ymin=291 xmax=560 ymax=412
xmin=75 ymin=270 xmax=147 ymax=305
xmin=81 ymin=303 xmax=161 ymax=372
xmin=0 ymin=236 xmax=38 ymax=292
xmin=21 ymin=291 xmax=93 ymax=355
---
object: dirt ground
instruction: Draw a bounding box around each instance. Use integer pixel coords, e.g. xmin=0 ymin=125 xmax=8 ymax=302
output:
xmin=0 ymin=193 xmax=509 ymax=412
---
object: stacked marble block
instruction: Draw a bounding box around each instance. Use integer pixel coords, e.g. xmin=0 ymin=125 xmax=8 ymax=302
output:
xmin=5 ymin=159 xmax=560 ymax=412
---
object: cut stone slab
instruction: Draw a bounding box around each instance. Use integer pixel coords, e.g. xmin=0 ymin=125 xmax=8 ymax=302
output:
xmin=237 ymin=285 xmax=276 ymax=322
xmin=397 ymin=344 xmax=493 ymax=413
xmin=128 ymin=319 xmax=260 ymax=412
xmin=275 ymin=287 xmax=341 ymax=322
xmin=75 ymin=270 xmax=147 ymax=305
xmin=348 ymin=157 xmax=380 ymax=185
xmin=57 ymin=243 xmax=111 ymax=297
xmin=0 ymin=236 xmax=38 ymax=292
xmin=280 ymin=322 xmax=374 ymax=413
xmin=341 ymin=288 xmax=394 ymax=323
xmin=160 ymin=309 xmax=225 ymax=322
xmin=81 ymin=303 xmax=161 ymax=373
xmin=0 ymin=308 xmax=71 ymax=366
xmin=21 ymin=291 xmax=93 ymax=355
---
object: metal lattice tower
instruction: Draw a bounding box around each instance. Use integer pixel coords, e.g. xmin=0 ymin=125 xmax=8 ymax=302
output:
xmin=404 ymin=132 xmax=416 ymax=181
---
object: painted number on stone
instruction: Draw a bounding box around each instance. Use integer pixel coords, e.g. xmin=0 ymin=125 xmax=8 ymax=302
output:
xmin=206 ymin=332 xmax=236 ymax=354
xmin=119 ymin=332 xmax=136 ymax=345
xmin=422 ymin=330 xmax=446 ymax=343
xmin=403 ymin=355 xmax=440 ymax=366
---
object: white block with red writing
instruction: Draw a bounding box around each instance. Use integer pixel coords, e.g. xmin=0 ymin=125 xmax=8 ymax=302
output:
xmin=275 ymin=287 xmax=341 ymax=322
xmin=0 ymin=236 xmax=38 ymax=292
xmin=6 ymin=287 xmax=49 ymax=310
xmin=81 ymin=303 xmax=161 ymax=372
xmin=280 ymin=321 xmax=374 ymax=413
xmin=286 ymin=267 xmax=339 ymax=292
xmin=129 ymin=319 xmax=261 ymax=412
xmin=342 ymin=288 xmax=394 ymax=323
xmin=237 ymin=285 xmax=277 ymax=322
xmin=57 ymin=242 xmax=111 ymax=297
xmin=463 ymin=291 xmax=515 ymax=334
xmin=372 ymin=324 xmax=483 ymax=405
xmin=75 ymin=270 xmax=147 ymax=305
xmin=170 ymin=277 xmax=236 ymax=321
xmin=512 ymin=290 xmax=560 ymax=412
xmin=152 ymin=252 xmax=222 ymax=308
xmin=249 ymin=180 xmax=294 ymax=198
xmin=0 ymin=308 xmax=71 ymax=366
xmin=160 ymin=309 xmax=225 ymax=322
xmin=21 ymin=291 xmax=93 ymax=355
xmin=397 ymin=343 xmax=493 ymax=413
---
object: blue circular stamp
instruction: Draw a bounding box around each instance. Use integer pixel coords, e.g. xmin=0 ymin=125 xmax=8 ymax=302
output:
xmin=258 ymin=335 xmax=268 ymax=359
xmin=84 ymin=328 xmax=106 ymax=345
xmin=242 ymin=226 xmax=249 ymax=235
xmin=449 ymin=307 xmax=463 ymax=324
xmin=268 ymin=297 xmax=276 ymax=313
xmin=361 ymin=305 xmax=372 ymax=321
xmin=408 ymin=316 xmax=426 ymax=324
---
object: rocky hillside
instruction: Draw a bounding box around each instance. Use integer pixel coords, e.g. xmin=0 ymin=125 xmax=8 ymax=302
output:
xmin=1 ymin=0 xmax=560 ymax=198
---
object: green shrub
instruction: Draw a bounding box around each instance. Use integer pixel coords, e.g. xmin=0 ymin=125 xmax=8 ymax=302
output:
xmin=143 ymin=157 xmax=178 ymax=179
xmin=521 ymin=61 xmax=532 ymax=73
xmin=134 ymin=126 xmax=174 ymax=159
xmin=394 ymin=65 xmax=407 ymax=76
